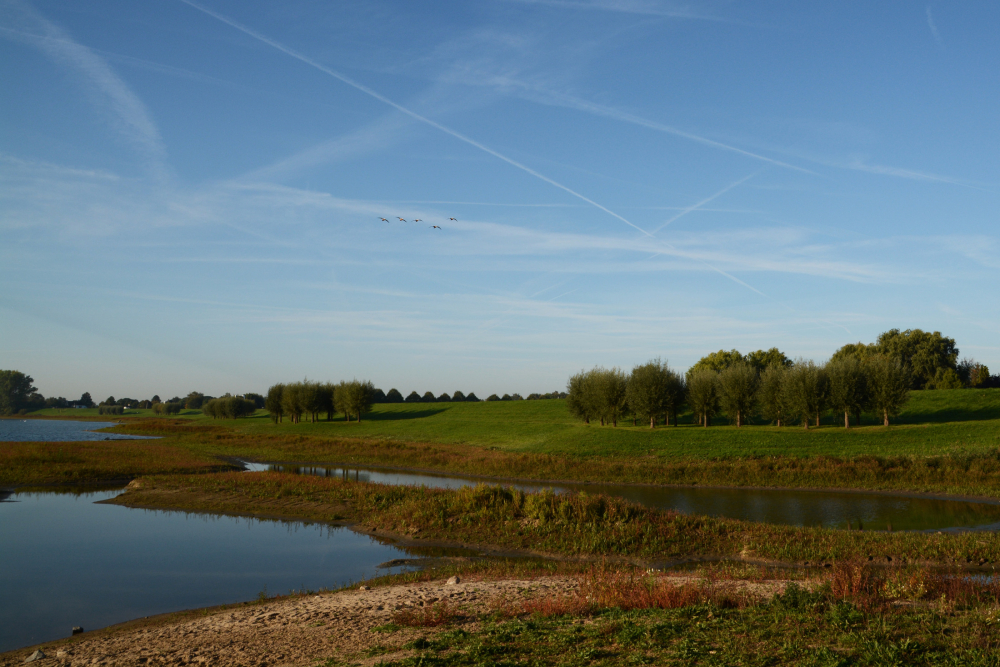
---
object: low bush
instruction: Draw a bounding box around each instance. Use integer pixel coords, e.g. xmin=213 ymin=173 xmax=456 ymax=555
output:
xmin=98 ymin=405 xmax=124 ymax=415
xmin=152 ymin=402 xmax=182 ymax=415
xmin=203 ymin=396 xmax=256 ymax=419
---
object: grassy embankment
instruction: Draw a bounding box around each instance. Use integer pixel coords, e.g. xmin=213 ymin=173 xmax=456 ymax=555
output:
xmin=9 ymin=389 xmax=1000 ymax=497
xmin=369 ymin=570 xmax=1000 ymax=667
xmin=114 ymin=471 xmax=1000 ymax=566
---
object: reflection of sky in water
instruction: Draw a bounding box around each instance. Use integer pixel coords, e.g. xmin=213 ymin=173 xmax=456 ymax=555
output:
xmin=0 ymin=490 xmax=420 ymax=653
xmin=247 ymin=462 xmax=1000 ymax=532
xmin=0 ymin=419 xmax=158 ymax=441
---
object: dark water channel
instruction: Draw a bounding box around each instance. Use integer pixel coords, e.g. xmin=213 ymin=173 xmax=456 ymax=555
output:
xmin=0 ymin=489 xmax=450 ymax=653
xmin=0 ymin=419 xmax=157 ymax=442
xmin=247 ymin=462 xmax=1000 ymax=533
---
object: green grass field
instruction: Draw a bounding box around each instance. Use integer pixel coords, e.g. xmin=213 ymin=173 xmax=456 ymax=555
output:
xmin=41 ymin=388 xmax=1000 ymax=459
xmin=11 ymin=388 xmax=1000 ymax=495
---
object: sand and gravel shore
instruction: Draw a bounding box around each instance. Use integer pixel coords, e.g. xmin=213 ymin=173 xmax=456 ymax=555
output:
xmin=1 ymin=577 xmax=580 ymax=667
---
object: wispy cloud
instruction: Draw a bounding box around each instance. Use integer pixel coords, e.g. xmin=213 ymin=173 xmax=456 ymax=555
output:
xmin=925 ymin=6 xmax=943 ymax=46
xmin=490 ymin=80 xmax=816 ymax=175
xmin=845 ymin=159 xmax=981 ymax=188
xmin=0 ymin=5 xmax=167 ymax=177
xmin=238 ymin=114 xmax=415 ymax=182
xmin=504 ymin=0 xmax=725 ymax=20
xmin=179 ymin=0 xmax=652 ymax=236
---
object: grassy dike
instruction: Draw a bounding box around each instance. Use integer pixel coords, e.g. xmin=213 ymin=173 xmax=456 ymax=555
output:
xmin=110 ymin=472 xmax=1000 ymax=567
xmin=8 ymin=388 xmax=1000 ymax=497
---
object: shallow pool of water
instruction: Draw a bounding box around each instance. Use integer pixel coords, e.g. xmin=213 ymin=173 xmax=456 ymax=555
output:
xmin=248 ymin=462 xmax=1000 ymax=532
xmin=0 ymin=489 xmax=433 ymax=653
xmin=0 ymin=419 xmax=157 ymax=442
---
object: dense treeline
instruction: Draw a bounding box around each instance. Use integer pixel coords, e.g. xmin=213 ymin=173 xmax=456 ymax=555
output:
xmin=568 ymin=355 xmax=909 ymax=428
xmin=202 ymin=395 xmax=257 ymax=419
xmin=265 ymin=380 xmax=376 ymax=423
xmin=567 ymin=329 xmax=994 ymax=429
xmin=375 ymin=389 xmax=481 ymax=403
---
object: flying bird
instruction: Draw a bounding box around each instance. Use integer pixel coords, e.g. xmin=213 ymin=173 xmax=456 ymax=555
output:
xmin=380 ymin=217 xmax=389 ymax=222
xmin=449 ymin=217 xmax=457 ymax=221
xmin=413 ymin=219 xmax=422 ymax=223
xmin=430 ymin=225 xmax=441 ymax=229
xmin=397 ymin=217 xmax=406 ymax=222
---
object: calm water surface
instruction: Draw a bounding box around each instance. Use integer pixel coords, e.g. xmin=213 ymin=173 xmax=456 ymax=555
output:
xmin=249 ymin=462 xmax=1000 ymax=532
xmin=0 ymin=489 xmax=430 ymax=653
xmin=0 ymin=419 xmax=157 ymax=442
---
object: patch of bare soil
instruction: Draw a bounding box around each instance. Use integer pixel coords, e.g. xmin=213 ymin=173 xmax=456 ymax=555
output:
xmin=1 ymin=575 xmax=801 ymax=667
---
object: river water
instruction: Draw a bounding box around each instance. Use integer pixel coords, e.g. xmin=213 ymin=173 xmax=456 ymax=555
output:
xmin=0 ymin=489 xmax=432 ymax=653
xmin=248 ymin=462 xmax=1000 ymax=532
xmin=0 ymin=419 xmax=157 ymax=442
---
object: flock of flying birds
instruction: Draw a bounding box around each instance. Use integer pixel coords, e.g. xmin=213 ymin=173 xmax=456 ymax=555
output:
xmin=377 ymin=216 xmax=456 ymax=230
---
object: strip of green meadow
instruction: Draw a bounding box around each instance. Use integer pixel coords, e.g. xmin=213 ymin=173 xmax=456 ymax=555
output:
xmin=113 ymin=472 xmax=1000 ymax=566
xmin=355 ymin=600 xmax=1000 ymax=667
xmin=11 ymin=389 xmax=1000 ymax=498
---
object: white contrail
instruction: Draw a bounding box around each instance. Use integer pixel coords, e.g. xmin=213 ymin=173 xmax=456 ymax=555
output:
xmin=178 ymin=0 xmax=652 ymax=237
xmin=651 ymin=172 xmax=756 ymax=235
xmin=524 ymin=87 xmax=815 ymax=175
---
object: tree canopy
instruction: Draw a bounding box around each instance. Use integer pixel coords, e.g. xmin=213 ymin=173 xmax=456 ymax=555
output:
xmin=875 ymin=329 xmax=958 ymax=389
xmin=0 ymin=370 xmax=39 ymax=415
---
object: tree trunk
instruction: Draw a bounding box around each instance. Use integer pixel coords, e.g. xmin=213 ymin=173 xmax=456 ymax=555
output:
xmin=844 ymin=411 xmax=850 ymax=428
xmin=883 ymin=410 xmax=889 ymax=427
xmin=632 ymin=417 xmax=636 ymax=426
xmin=776 ymin=418 xmax=782 ymax=427
xmin=650 ymin=415 xmax=655 ymax=429
xmin=815 ymin=412 xmax=820 ymax=428
xmin=600 ymin=417 xmax=604 ymax=426
xmin=612 ymin=416 xmax=617 ymax=427
xmin=803 ymin=417 xmax=808 ymax=429
xmin=704 ymin=414 xmax=710 ymax=428
xmin=736 ymin=410 xmax=742 ymax=428
xmin=357 ymin=412 xmax=361 ymax=423
xmin=584 ymin=416 xmax=589 ymax=424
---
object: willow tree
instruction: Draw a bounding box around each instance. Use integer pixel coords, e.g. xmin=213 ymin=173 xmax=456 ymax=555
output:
xmin=281 ymin=382 xmax=304 ymax=423
xmin=334 ymin=380 xmax=375 ymax=422
xmin=866 ymin=355 xmax=910 ymax=426
xmin=783 ymin=360 xmax=827 ymax=429
xmin=566 ymin=369 xmax=599 ymax=424
xmin=717 ymin=361 xmax=759 ymax=427
xmin=626 ymin=359 xmax=671 ymax=429
xmin=757 ymin=366 xmax=789 ymax=427
xmin=321 ymin=382 xmax=337 ymax=420
xmin=265 ymin=383 xmax=285 ymax=423
xmin=596 ymin=367 xmax=628 ymax=426
xmin=827 ymin=356 xmax=867 ymax=428
xmin=686 ymin=369 xmax=719 ymax=427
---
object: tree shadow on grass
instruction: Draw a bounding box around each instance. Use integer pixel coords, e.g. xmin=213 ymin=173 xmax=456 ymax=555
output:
xmin=893 ymin=404 xmax=1000 ymax=424
xmin=366 ymin=408 xmax=448 ymax=421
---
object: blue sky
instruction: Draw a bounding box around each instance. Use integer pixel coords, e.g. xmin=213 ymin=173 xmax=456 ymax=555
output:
xmin=1 ymin=0 xmax=998 ymax=400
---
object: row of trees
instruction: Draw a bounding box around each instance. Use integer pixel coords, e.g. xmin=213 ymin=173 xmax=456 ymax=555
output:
xmin=374 ymin=389 xmax=482 ymax=403
xmin=265 ymin=380 xmax=376 ymax=423
xmin=689 ymin=355 xmax=910 ymax=428
xmin=568 ymin=352 xmax=912 ymax=429
xmin=203 ymin=395 xmax=258 ymax=419
xmin=567 ymin=361 xmax=684 ymax=427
